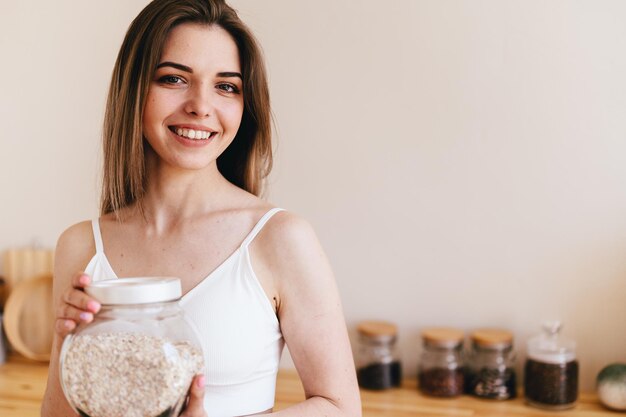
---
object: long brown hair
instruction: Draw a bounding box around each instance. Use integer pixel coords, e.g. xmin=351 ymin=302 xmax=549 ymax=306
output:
xmin=101 ymin=0 xmax=272 ymax=215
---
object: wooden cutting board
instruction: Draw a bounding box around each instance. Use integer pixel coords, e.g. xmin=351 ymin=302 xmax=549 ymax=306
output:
xmin=3 ymin=273 xmax=54 ymax=361
xmin=1 ymin=248 xmax=54 ymax=306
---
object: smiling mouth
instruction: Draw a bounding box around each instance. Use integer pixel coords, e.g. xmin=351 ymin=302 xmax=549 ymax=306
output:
xmin=169 ymin=126 xmax=216 ymax=140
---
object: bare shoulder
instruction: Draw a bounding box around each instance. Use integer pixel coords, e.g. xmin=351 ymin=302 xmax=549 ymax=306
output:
xmin=255 ymin=210 xmax=321 ymax=258
xmin=252 ymin=209 xmax=332 ymax=295
xmin=54 ymin=220 xmax=96 ymax=286
xmin=56 ymin=220 xmax=95 ymax=262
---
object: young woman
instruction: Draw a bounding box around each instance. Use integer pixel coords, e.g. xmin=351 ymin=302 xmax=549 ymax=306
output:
xmin=41 ymin=1 xmax=361 ymax=416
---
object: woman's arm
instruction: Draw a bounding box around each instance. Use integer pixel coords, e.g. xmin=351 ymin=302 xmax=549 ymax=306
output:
xmin=253 ymin=212 xmax=362 ymax=417
xmin=41 ymin=222 xmax=100 ymax=417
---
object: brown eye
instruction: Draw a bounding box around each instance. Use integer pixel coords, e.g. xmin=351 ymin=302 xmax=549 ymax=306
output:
xmin=158 ymin=75 xmax=186 ymax=85
xmin=217 ymin=83 xmax=240 ymax=94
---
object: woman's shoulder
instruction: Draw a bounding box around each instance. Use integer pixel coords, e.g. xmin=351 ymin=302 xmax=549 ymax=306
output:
xmin=55 ymin=220 xmax=96 ymax=272
xmin=262 ymin=209 xmax=315 ymax=241
xmin=254 ymin=208 xmax=322 ymax=263
xmin=251 ymin=209 xmax=335 ymax=304
xmin=57 ymin=220 xmax=94 ymax=249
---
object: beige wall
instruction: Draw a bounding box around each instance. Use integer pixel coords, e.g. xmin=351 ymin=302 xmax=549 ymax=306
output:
xmin=2 ymin=1 xmax=626 ymax=391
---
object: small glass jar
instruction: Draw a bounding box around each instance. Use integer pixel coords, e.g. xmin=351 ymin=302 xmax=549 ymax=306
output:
xmin=418 ymin=327 xmax=465 ymax=397
xmin=524 ymin=321 xmax=578 ymax=410
xmin=59 ymin=277 xmax=204 ymax=417
xmin=355 ymin=321 xmax=402 ymax=390
xmin=466 ymin=328 xmax=517 ymax=400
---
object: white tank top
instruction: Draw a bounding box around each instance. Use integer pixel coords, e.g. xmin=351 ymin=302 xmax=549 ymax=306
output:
xmin=84 ymin=208 xmax=285 ymax=417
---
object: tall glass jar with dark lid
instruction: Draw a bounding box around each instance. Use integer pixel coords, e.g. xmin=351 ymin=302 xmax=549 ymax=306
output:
xmin=524 ymin=321 xmax=578 ymax=410
xmin=466 ymin=328 xmax=517 ymax=400
xmin=418 ymin=327 xmax=465 ymax=397
xmin=355 ymin=321 xmax=402 ymax=390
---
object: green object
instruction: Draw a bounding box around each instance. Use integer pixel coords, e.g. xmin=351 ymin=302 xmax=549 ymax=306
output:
xmin=597 ymin=363 xmax=626 ymax=411
xmin=598 ymin=363 xmax=626 ymax=382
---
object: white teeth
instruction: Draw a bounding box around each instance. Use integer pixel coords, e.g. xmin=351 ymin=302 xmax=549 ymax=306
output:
xmin=173 ymin=127 xmax=212 ymax=140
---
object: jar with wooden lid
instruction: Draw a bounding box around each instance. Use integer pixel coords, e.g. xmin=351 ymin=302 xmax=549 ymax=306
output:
xmin=418 ymin=327 xmax=465 ymax=397
xmin=466 ymin=328 xmax=517 ymax=400
xmin=355 ymin=321 xmax=402 ymax=390
xmin=524 ymin=321 xmax=578 ymax=410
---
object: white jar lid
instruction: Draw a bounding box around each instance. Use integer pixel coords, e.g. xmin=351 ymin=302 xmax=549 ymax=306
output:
xmin=85 ymin=277 xmax=182 ymax=305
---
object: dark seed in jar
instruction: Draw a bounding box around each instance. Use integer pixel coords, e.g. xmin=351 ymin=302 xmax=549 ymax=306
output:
xmin=466 ymin=367 xmax=517 ymax=400
xmin=418 ymin=368 xmax=465 ymax=397
xmin=357 ymin=361 xmax=402 ymax=390
xmin=524 ymin=359 xmax=578 ymax=407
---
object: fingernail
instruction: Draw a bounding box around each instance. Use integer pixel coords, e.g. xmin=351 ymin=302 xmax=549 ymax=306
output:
xmin=64 ymin=320 xmax=74 ymax=330
xmin=79 ymin=312 xmax=92 ymax=322
xmin=79 ymin=275 xmax=90 ymax=285
xmin=87 ymin=301 xmax=100 ymax=313
xmin=197 ymin=375 xmax=205 ymax=389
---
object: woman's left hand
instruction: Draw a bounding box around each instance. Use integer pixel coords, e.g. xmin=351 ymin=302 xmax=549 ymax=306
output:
xmin=180 ymin=375 xmax=207 ymax=417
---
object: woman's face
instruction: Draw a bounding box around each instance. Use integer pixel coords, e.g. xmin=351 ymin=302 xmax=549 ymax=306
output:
xmin=142 ymin=23 xmax=244 ymax=172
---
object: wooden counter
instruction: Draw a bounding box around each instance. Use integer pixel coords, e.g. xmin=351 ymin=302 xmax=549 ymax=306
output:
xmin=0 ymin=355 xmax=616 ymax=417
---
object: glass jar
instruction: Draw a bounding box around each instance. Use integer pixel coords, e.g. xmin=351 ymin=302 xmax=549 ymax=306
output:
xmin=59 ymin=277 xmax=204 ymax=417
xmin=355 ymin=321 xmax=402 ymax=390
xmin=524 ymin=321 xmax=578 ymax=410
xmin=466 ymin=328 xmax=517 ymax=400
xmin=418 ymin=327 xmax=465 ymax=397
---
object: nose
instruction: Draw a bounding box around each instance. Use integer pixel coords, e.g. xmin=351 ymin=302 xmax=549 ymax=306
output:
xmin=184 ymin=84 xmax=213 ymax=117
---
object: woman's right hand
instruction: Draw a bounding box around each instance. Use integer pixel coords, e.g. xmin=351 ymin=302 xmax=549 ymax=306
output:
xmin=180 ymin=375 xmax=207 ymax=417
xmin=54 ymin=272 xmax=101 ymax=339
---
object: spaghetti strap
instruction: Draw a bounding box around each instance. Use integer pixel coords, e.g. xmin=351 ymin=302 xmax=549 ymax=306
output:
xmin=91 ymin=219 xmax=105 ymax=254
xmin=240 ymin=208 xmax=285 ymax=248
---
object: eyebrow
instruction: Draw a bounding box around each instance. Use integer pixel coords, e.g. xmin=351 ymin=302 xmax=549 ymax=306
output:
xmin=217 ymin=71 xmax=243 ymax=80
xmin=156 ymin=61 xmax=242 ymax=79
xmin=157 ymin=61 xmax=192 ymax=73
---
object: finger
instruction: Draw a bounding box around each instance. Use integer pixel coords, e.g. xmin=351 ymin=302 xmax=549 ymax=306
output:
xmin=181 ymin=375 xmax=206 ymax=416
xmin=63 ymin=288 xmax=100 ymax=313
xmin=55 ymin=318 xmax=76 ymax=339
xmin=57 ymin=303 xmax=94 ymax=324
xmin=71 ymin=272 xmax=91 ymax=289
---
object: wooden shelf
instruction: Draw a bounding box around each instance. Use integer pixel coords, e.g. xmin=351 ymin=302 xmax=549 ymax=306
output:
xmin=276 ymin=371 xmax=614 ymax=417
xmin=0 ymin=355 xmax=616 ymax=417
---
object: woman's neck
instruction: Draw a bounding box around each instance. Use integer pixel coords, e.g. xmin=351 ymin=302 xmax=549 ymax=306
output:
xmin=140 ymin=157 xmax=234 ymax=228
